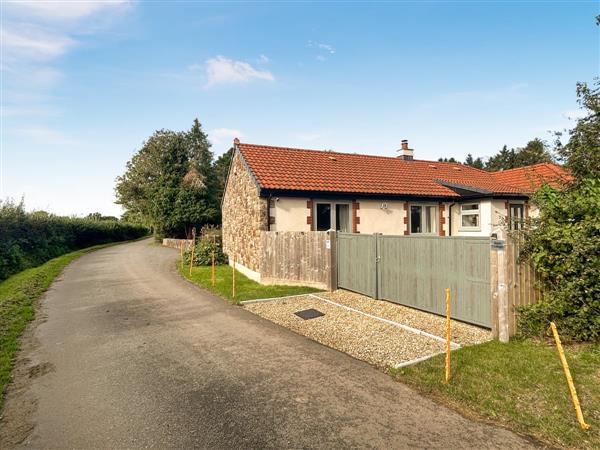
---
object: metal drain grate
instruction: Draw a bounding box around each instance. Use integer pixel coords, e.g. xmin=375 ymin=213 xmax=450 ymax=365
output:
xmin=294 ymin=308 xmax=325 ymax=320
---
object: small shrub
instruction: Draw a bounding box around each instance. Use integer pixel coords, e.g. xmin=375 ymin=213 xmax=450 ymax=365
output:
xmin=189 ymin=240 xmax=228 ymax=266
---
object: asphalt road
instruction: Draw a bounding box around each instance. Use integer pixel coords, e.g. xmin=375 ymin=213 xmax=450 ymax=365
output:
xmin=0 ymin=239 xmax=536 ymax=449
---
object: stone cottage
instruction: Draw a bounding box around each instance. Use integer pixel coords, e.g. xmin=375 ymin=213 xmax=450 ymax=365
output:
xmin=221 ymin=138 xmax=570 ymax=281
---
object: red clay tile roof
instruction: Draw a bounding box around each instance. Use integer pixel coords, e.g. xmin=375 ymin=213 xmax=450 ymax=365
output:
xmin=491 ymin=163 xmax=572 ymax=193
xmin=237 ymin=142 xmax=566 ymax=197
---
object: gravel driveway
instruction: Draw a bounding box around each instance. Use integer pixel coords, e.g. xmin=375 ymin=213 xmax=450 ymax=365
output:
xmin=244 ymin=291 xmax=490 ymax=368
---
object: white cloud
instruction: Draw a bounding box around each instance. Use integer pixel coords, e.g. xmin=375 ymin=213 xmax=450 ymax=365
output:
xmin=316 ymin=55 xmax=326 ymax=62
xmin=258 ymin=54 xmax=270 ymax=64
xmin=209 ymin=128 xmax=244 ymax=145
xmin=1 ymin=26 xmax=74 ymax=61
xmin=205 ymin=56 xmax=274 ymax=87
xmin=317 ymin=43 xmax=335 ymax=54
xmin=3 ymin=0 xmax=130 ymax=23
xmin=14 ymin=127 xmax=79 ymax=146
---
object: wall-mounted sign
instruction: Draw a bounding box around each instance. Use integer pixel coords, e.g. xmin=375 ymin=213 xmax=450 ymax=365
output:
xmin=491 ymin=239 xmax=505 ymax=250
xmin=325 ymin=239 xmax=331 ymax=249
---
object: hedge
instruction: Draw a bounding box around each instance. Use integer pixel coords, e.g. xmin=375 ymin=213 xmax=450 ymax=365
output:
xmin=0 ymin=202 xmax=148 ymax=281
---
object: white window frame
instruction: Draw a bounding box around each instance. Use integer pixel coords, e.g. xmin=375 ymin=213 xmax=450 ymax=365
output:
xmin=409 ymin=204 xmax=438 ymax=235
xmin=314 ymin=200 xmax=352 ymax=232
xmin=509 ymin=202 xmax=525 ymax=231
xmin=459 ymin=202 xmax=481 ymax=231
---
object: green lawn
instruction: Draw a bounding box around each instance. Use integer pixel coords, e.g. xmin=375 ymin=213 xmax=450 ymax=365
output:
xmin=0 ymin=243 xmax=119 ymax=408
xmin=179 ymin=264 xmax=321 ymax=304
xmin=390 ymin=339 xmax=600 ymax=449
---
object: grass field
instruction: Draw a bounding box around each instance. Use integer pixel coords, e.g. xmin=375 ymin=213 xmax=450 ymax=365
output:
xmin=390 ymin=339 xmax=600 ymax=449
xmin=179 ymin=264 xmax=320 ymax=304
xmin=0 ymin=243 xmax=120 ymax=408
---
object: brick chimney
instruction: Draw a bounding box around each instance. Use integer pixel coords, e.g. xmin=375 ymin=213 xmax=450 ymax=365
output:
xmin=398 ymin=139 xmax=414 ymax=161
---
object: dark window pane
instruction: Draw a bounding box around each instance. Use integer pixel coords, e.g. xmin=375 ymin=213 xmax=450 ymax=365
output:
xmin=316 ymin=203 xmax=331 ymax=231
xmin=410 ymin=205 xmax=422 ymax=233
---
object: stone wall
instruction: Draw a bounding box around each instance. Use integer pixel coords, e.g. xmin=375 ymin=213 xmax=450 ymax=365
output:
xmin=162 ymin=238 xmax=194 ymax=251
xmin=221 ymin=150 xmax=268 ymax=275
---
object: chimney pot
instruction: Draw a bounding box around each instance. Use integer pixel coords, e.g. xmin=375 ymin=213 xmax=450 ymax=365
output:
xmin=398 ymin=139 xmax=414 ymax=161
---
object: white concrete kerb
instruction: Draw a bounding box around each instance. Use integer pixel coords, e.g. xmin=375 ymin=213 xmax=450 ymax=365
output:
xmin=239 ymin=294 xmax=313 ymax=305
xmin=308 ymin=293 xmax=461 ymax=349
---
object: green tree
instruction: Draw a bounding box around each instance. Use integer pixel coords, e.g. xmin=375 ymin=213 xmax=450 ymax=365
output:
xmin=486 ymin=139 xmax=553 ymax=171
xmin=464 ymin=153 xmax=485 ymax=169
xmin=214 ymin=147 xmax=233 ymax=206
xmin=115 ymin=120 xmax=219 ymax=239
xmin=519 ymin=79 xmax=600 ymax=341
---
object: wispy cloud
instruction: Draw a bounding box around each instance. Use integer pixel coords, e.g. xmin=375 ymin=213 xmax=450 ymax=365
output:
xmin=257 ymin=54 xmax=270 ymax=64
xmin=1 ymin=0 xmax=133 ymax=119
xmin=3 ymin=1 xmax=131 ymax=23
xmin=1 ymin=26 xmax=74 ymax=62
xmin=14 ymin=127 xmax=79 ymax=146
xmin=209 ymin=128 xmax=244 ymax=146
xmin=309 ymin=41 xmax=336 ymax=61
xmin=204 ymin=56 xmax=274 ymax=87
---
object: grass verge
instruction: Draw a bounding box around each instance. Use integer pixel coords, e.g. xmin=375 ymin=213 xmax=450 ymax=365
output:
xmin=179 ymin=264 xmax=320 ymax=304
xmin=0 ymin=242 xmax=123 ymax=409
xmin=390 ymin=339 xmax=600 ymax=449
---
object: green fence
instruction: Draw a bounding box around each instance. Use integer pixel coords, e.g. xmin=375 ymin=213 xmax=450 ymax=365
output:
xmin=337 ymin=233 xmax=492 ymax=327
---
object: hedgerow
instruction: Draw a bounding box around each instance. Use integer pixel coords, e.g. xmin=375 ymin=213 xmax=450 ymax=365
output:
xmin=0 ymin=200 xmax=148 ymax=281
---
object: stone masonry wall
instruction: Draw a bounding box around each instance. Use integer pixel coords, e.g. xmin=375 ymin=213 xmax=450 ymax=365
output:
xmin=221 ymin=151 xmax=268 ymax=273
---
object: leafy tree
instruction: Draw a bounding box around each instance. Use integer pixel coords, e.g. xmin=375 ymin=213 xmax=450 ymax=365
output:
xmin=519 ymin=79 xmax=600 ymax=341
xmin=486 ymin=139 xmax=553 ymax=171
xmin=115 ymin=120 xmax=219 ymax=239
xmin=464 ymin=153 xmax=485 ymax=169
xmin=214 ymin=147 xmax=233 ymax=206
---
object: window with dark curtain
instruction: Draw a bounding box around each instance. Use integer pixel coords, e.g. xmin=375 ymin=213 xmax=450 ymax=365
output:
xmin=410 ymin=205 xmax=422 ymax=233
xmin=316 ymin=203 xmax=331 ymax=230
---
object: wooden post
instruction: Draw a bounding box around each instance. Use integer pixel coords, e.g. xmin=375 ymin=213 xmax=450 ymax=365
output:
xmin=232 ymin=250 xmax=236 ymax=298
xmin=550 ymin=322 xmax=591 ymax=430
xmin=180 ymin=241 xmax=184 ymax=269
xmin=327 ymin=230 xmax=337 ymax=291
xmin=189 ymin=227 xmax=196 ymax=277
xmin=491 ymin=228 xmax=509 ymax=342
xmin=211 ymin=237 xmax=216 ymax=288
xmin=445 ymin=288 xmax=452 ymax=383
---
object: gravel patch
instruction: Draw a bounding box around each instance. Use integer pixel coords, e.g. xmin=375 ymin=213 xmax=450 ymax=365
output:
xmin=244 ymin=295 xmax=445 ymax=368
xmin=318 ymin=290 xmax=491 ymax=346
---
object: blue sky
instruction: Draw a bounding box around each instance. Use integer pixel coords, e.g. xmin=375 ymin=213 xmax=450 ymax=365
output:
xmin=1 ymin=1 xmax=598 ymax=216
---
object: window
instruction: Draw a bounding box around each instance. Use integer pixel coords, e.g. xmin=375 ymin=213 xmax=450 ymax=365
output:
xmin=509 ymin=204 xmax=524 ymax=231
xmin=335 ymin=204 xmax=350 ymax=232
xmin=315 ymin=202 xmax=350 ymax=232
xmin=410 ymin=205 xmax=437 ymax=234
xmin=460 ymin=203 xmax=480 ymax=229
xmin=316 ymin=203 xmax=331 ymax=231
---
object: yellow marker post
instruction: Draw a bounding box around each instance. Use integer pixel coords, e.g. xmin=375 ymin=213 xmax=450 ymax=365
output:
xmin=445 ymin=288 xmax=452 ymax=383
xmin=180 ymin=241 xmax=184 ymax=269
xmin=550 ymin=322 xmax=591 ymax=430
xmin=211 ymin=236 xmax=216 ymax=288
xmin=188 ymin=228 xmax=196 ymax=277
xmin=232 ymin=251 xmax=236 ymax=298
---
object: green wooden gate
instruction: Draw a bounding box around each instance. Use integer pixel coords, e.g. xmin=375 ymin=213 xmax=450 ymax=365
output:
xmin=337 ymin=233 xmax=492 ymax=327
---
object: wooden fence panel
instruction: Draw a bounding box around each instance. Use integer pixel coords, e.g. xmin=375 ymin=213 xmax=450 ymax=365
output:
xmin=378 ymin=235 xmax=491 ymax=327
xmin=259 ymin=231 xmax=333 ymax=289
xmin=337 ymin=233 xmax=377 ymax=298
xmin=505 ymin=234 xmax=544 ymax=336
